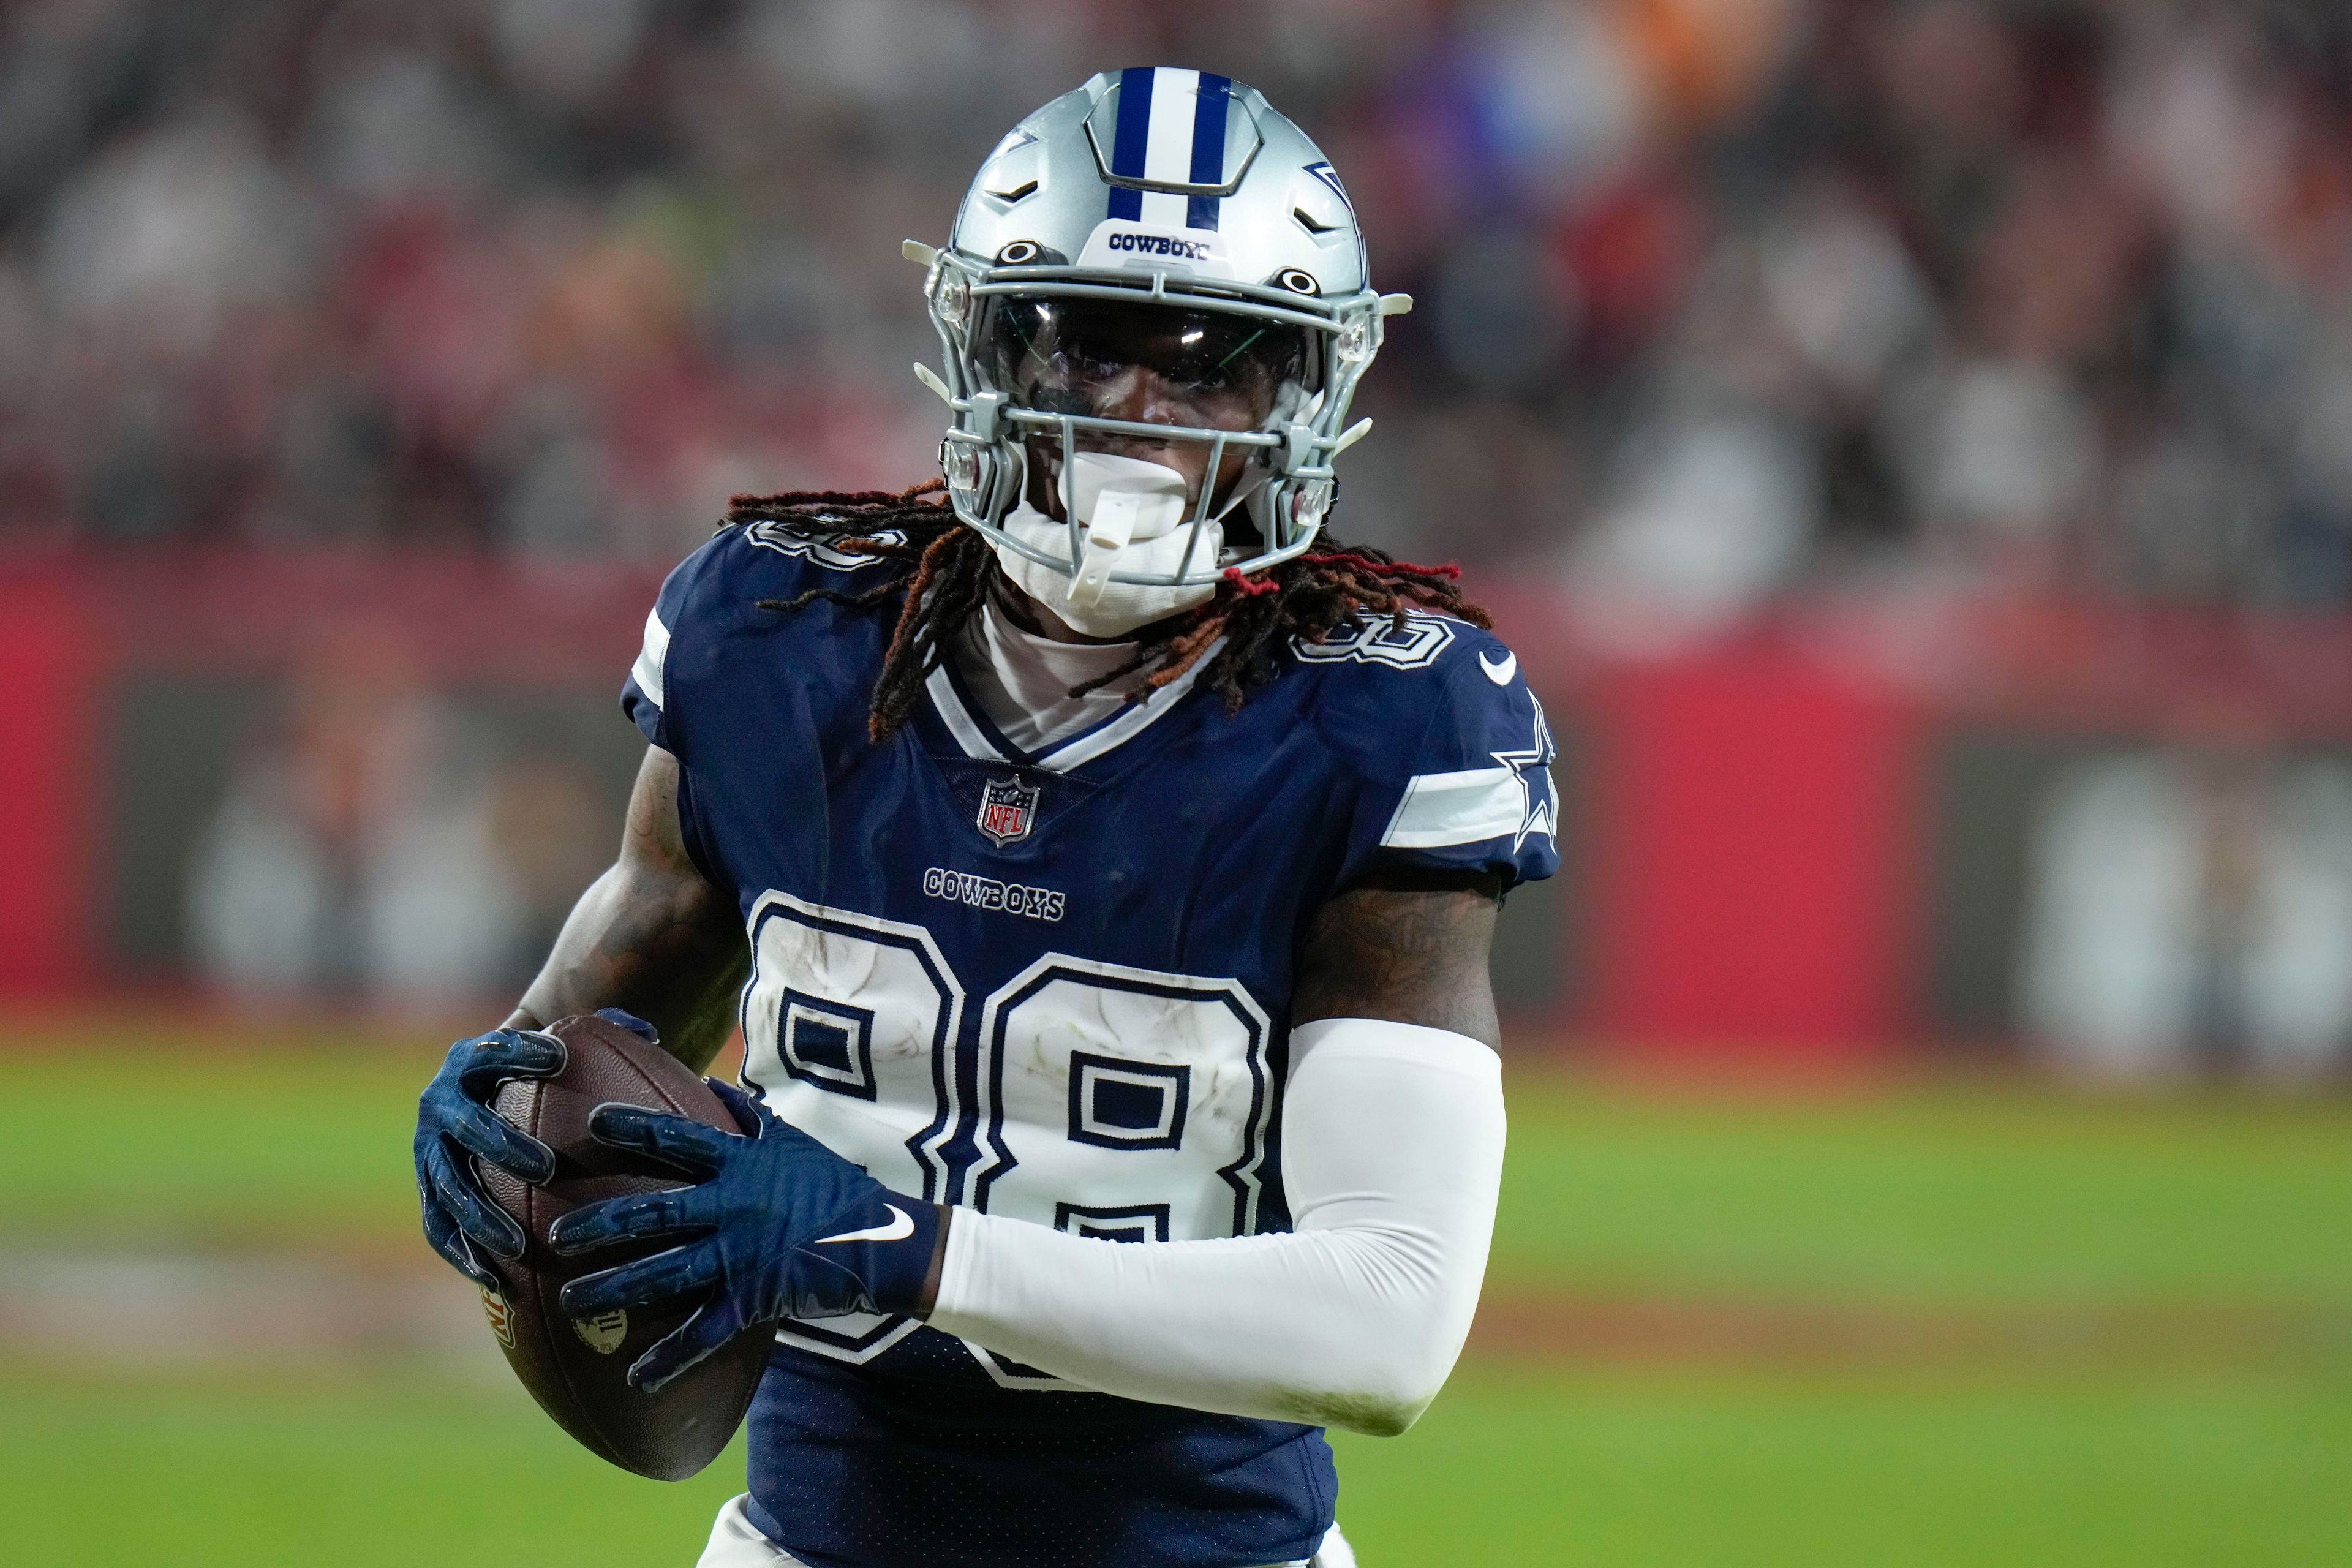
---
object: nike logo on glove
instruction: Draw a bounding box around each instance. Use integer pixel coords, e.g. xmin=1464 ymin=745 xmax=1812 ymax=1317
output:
xmin=814 ymin=1204 xmax=914 ymax=1245
xmin=1479 ymin=650 xmax=1518 ymax=686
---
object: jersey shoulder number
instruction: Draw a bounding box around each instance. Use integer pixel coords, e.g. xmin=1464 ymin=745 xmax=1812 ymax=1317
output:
xmin=1290 ymin=609 xmax=1457 ymax=670
xmin=740 ymin=521 xmax=910 ymax=572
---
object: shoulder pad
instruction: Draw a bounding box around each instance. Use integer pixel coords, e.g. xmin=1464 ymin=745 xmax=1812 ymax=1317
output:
xmin=1308 ymin=614 xmax=1559 ymax=889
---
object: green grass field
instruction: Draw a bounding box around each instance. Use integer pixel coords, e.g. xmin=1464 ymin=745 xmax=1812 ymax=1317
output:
xmin=2 ymin=1032 xmax=2348 ymax=1565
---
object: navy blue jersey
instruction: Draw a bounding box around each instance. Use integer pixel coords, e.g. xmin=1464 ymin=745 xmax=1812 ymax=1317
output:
xmin=621 ymin=522 xmax=1558 ymax=1568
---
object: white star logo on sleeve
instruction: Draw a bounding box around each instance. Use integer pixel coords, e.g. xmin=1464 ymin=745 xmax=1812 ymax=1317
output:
xmin=1488 ymin=698 xmax=1559 ymax=852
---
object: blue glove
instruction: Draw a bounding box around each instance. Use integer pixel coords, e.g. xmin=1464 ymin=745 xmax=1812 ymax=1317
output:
xmin=413 ymin=1025 xmax=568 ymax=1288
xmin=550 ymin=1080 xmax=943 ymax=1392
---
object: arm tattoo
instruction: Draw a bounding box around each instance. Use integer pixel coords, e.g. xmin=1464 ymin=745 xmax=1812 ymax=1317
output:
xmin=507 ymin=747 xmax=750 ymax=1073
xmin=1291 ymin=869 xmax=1503 ymax=1049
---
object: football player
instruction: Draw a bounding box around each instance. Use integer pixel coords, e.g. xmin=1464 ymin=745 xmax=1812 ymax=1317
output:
xmin=414 ymin=69 xmax=1557 ymax=1568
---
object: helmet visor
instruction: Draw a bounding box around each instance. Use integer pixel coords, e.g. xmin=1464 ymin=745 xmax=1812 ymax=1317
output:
xmin=985 ymin=296 xmax=1310 ymax=431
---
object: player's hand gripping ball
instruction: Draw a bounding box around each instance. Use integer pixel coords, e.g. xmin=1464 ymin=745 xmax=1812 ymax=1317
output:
xmin=551 ymin=1082 xmax=941 ymax=1392
xmin=414 ymin=1025 xmax=566 ymax=1286
xmin=424 ymin=1009 xmax=779 ymax=1479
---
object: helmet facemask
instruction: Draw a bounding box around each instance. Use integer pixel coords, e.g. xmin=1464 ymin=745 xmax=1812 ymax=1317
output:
xmin=919 ymin=250 xmax=1382 ymax=609
xmin=987 ymin=295 xmax=1313 ymax=539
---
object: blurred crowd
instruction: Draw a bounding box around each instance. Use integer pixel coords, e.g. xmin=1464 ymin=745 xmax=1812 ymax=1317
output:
xmin=185 ymin=625 xmax=623 ymax=1007
xmin=2 ymin=0 xmax=2350 ymax=629
xmin=2024 ymin=735 xmax=2352 ymax=1080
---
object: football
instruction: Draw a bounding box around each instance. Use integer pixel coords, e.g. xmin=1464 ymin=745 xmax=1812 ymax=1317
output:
xmin=472 ymin=1011 xmax=769 ymax=1480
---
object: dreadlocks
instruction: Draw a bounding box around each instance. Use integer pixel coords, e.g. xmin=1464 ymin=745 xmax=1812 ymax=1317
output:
xmin=727 ymin=478 xmax=1492 ymax=744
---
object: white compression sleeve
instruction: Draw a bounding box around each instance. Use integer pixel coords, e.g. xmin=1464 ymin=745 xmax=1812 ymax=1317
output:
xmin=927 ymin=1017 xmax=1506 ymax=1436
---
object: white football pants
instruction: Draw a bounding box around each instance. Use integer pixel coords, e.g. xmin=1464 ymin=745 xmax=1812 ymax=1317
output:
xmin=698 ymin=1493 xmax=1359 ymax=1568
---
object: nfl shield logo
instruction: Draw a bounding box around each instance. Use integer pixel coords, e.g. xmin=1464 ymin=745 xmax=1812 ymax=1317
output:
xmin=976 ymin=775 xmax=1041 ymax=846
xmin=480 ymin=1286 xmax=515 ymax=1348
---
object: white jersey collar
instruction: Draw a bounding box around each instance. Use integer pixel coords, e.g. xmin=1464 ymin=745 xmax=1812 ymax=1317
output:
xmin=927 ymin=598 xmax=1222 ymax=774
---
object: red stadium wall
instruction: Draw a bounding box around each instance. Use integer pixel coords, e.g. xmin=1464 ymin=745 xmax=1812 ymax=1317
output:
xmin=0 ymin=565 xmax=99 ymax=998
xmin=1480 ymin=591 xmax=1926 ymax=1067
xmin=1579 ymin=648 xmax=1921 ymax=1068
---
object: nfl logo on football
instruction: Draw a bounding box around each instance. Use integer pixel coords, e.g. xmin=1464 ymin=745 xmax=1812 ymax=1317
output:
xmin=976 ymin=775 xmax=1041 ymax=846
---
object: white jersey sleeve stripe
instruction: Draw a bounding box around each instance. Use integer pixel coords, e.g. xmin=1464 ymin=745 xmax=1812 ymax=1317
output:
xmin=631 ymin=606 xmax=671 ymax=709
xmin=1379 ymin=766 xmax=1523 ymax=848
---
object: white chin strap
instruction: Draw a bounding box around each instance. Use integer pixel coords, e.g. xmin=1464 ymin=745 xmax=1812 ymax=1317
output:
xmin=992 ymin=451 xmax=1223 ymax=638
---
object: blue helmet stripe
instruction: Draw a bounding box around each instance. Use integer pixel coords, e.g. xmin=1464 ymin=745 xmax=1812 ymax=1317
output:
xmin=1185 ymin=72 xmax=1232 ymax=231
xmin=1106 ymin=66 xmax=1154 ymax=221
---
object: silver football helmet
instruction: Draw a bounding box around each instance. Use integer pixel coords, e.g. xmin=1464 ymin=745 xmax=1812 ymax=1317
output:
xmin=907 ymin=67 xmax=1411 ymax=593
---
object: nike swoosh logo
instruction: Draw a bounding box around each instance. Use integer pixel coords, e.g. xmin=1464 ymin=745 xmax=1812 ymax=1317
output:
xmin=1478 ymin=650 xmax=1518 ymax=686
xmin=815 ymin=1204 xmax=914 ymax=1245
